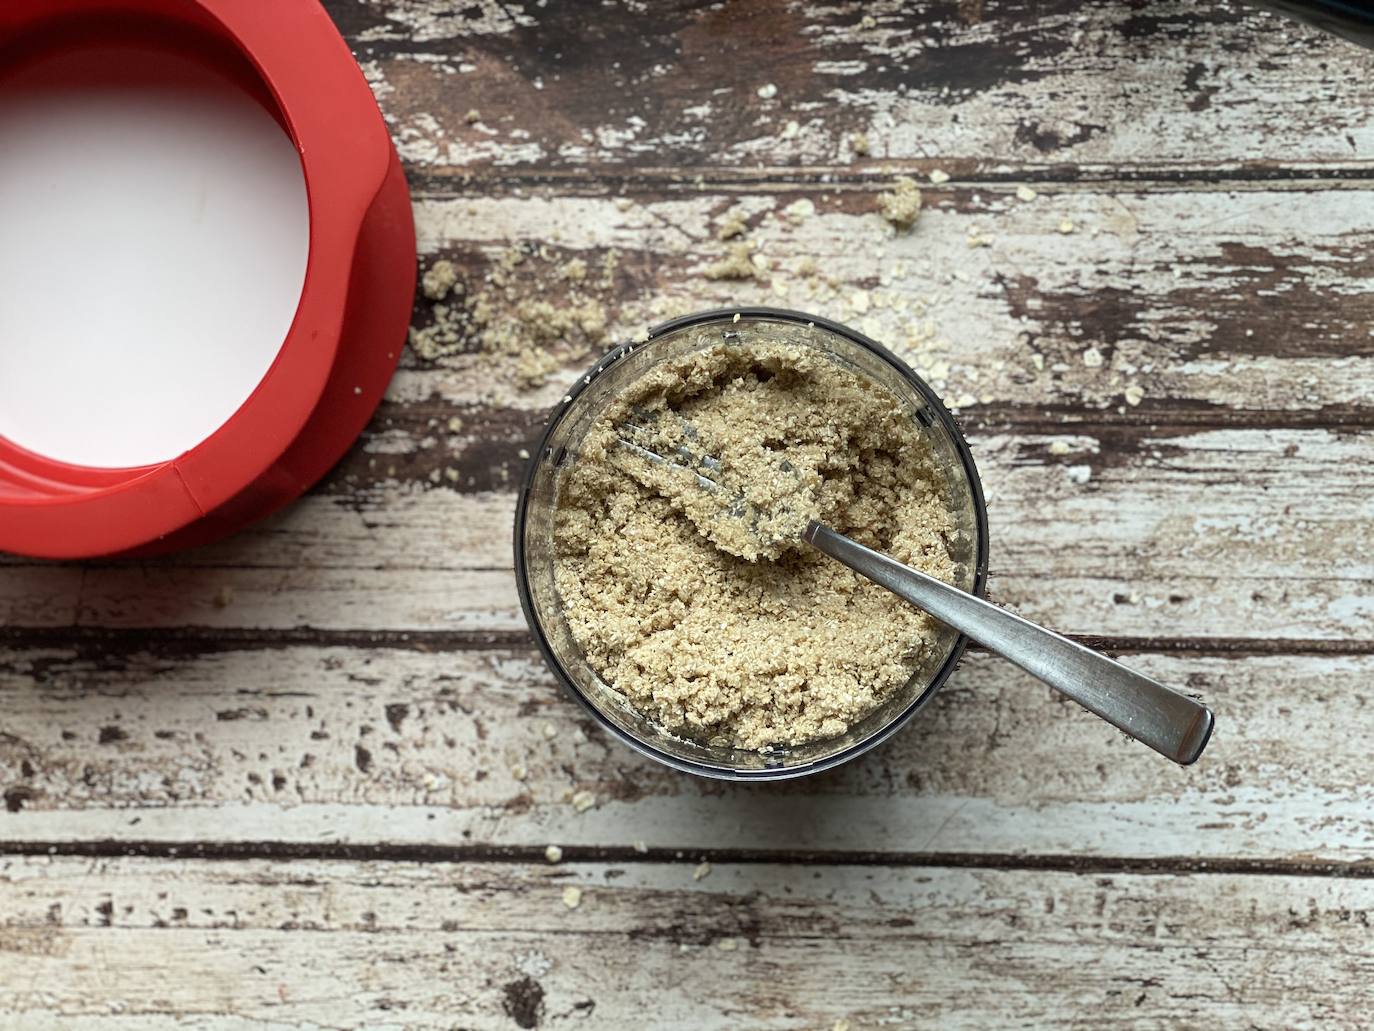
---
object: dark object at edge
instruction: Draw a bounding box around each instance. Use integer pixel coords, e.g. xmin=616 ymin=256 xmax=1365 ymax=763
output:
xmin=1246 ymin=0 xmax=1374 ymax=48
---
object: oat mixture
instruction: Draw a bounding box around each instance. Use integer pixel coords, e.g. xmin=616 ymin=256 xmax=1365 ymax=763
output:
xmin=553 ymin=340 xmax=959 ymax=750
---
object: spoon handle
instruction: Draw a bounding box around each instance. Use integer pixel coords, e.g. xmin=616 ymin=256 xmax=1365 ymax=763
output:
xmin=804 ymin=522 xmax=1214 ymax=766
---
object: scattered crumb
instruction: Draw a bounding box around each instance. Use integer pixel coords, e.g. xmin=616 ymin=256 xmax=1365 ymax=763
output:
xmin=757 ymin=83 xmax=778 ymax=99
xmin=860 ymin=15 xmax=876 ymax=29
xmin=878 ymin=177 xmax=922 ymax=231
xmin=1031 ymin=353 xmax=1045 ymax=371
xmin=212 ymin=586 xmax=234 ymax=610
xmin=733 ymin=312 xmax=741 ymax=323
xmin=834 ymin=1021 xmax=851 ymax=1031
xmin=1058 ymin=219 xmax=1076 ymax=235
xmin=557 ymin=258 xmax=588 ymax=283
xmin=1082 ymin=347 xmax=1104 ymax=368
xmin=410 ymin=303 xmax=465 ymax=360
xmin=782 ymin=198 xmax=816 ymax=224
xmin=464 ymin=108 xmax=481 ymax=124
xmin=421 ymin=771 xmax=449 ymax=792
xmin=781 ymin=119 xmax=800 ymax=140
xmin=704 ymin=242 xmax=759 ymax=280
xmin=447 ymin=415 xmax=464 ymax=433
xmin=571 ymin=790 xmax=596 ymax=813
xmin=518 ymin=447 xmax=532 ymax=460
xmin=422 ymin=259 xmax=458 ymax=301
xmin=1015 ymin=185 xmax=1037 ymax=202
xmin=1066 ymin=465 xmax=1092 ymax=485
xmin=849 ymin=290 xmax=870 ymax=314
xmin=510 ymin=763 xmax=528 ymax=781
xmin=633 ymin=840 xmax=648 ymax=854
xmin=966 ymin=228 xmax=992 ymax=248
xmin=614 ymin=196 xmax=634 ymax=212
xmin=850 ymin=132 xmax=870 ymax=156
xmin=1124 ymin=384 xmax=1144 ymax=406
xmin=693 ymin=861 xmax=712 ymax=881
xmin=545 ymin=845 xmax=563 ymax=864
xmin=1048 ymin=441 xmax=1071 ymax=455
xmin=716 ymin=210 xmax=747 ymax=240
xmin=561 ymin=886 xmax=582 ymax=909
xmin=542 ymin=724 xmax=558 ymax=740
xmin=928 ymin=169 xmax=950 ymax=185
xmin=717 ymin=938 xmax=739 ymax=951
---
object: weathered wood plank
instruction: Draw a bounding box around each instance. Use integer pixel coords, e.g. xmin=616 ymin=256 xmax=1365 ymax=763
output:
xmin=2 ymin=646 xmax=1370 ymax=861
xmin=323 ymin=0 xmax=1374 ymax=175
xmin=388 ymin=187 xmax=1374 ymax=419
xmin=3 ymin=424 xmax=1370 ymax=642
xmin=1 ymin=856 xmax=1371 ymax=1029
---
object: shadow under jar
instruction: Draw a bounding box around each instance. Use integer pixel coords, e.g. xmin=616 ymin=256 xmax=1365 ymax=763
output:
xmin=515 ymin=308 xmax=990 ymax=780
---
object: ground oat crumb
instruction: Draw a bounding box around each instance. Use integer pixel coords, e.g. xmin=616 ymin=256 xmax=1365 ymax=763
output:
xmin=1082 ymin=346 xmax=1104 ymax=368
xmin=850 ymin=132 xmax=870 ymax=156
xmin=447 ymin=415 xmax=464 ymax=433
xmin=410 ymin=302 xmax=465 ymax=360
xmin=1048 ymin=441 xmax=1071 ymax=455
xmin=1016 ymin=185 xmax=1038 ymax=202
xmin=704 ymin=242 xmax=760 ymax=280
xmin=757 ymin=83 xmax=778 ymax=99
xmin=558 ymin=257 xmax=588 ymax=283
xmin=464 ymin=108 xmax=481 ymax=124
xmin=782 ymin=198 xmax=816 ymax=224
xmin=545 ymin=845 xmax=564 ymax=864
xmin=716 ymin=212 xmax=748 ymax=240
xmin=633 ymin=840 xmax=649 ymax=853
xmin=571 ymin=790 xmax=596 ymax=812
xmin=542 ymin=724 xmax=558 ymax=740
xmin=511 ymin=763 xmax=528 ymax=781
xmin=693 ymin=861 xmax=712 ymax=881
xmin=878 ymin=177 xmax=922 ymax=231
xmin=717 ymin=938 xmax=739 ymax=951
xmin=834 ymin=1021 xmax=851 ymax=1031
xmin=553 ymin=339 xmax=958 ymax=750
xmin=1124 ymin=384 xmax=1144 ymax=406
xmin=561 ymin=886 xmax=582 ymax=909
xmin=422 ymin=259 xmax=458 ymax=301
xmin=928 ymin=169 xmax=950 ymax=185
xmin=1058 ymin=218 xmax=1076 ymax=235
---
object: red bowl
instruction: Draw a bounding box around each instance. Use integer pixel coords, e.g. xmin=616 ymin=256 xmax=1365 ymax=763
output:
xmin=0 ymin=0 xmax=416 ymax=559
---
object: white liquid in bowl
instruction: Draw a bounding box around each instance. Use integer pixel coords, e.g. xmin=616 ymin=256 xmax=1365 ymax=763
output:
xmin=0 ymin=43 xmax=310 ymax=469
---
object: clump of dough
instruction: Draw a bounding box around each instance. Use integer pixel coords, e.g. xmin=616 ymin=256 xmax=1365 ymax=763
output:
xmin=421 ymin=259 xmax=458 ymax=301
xmin=553 ymin=340 xmax=958 ymax=751
xmin=878 ymin=176 xmax=922 ymax=230
xmin=703 ymin=242 xmax=760 ymax=281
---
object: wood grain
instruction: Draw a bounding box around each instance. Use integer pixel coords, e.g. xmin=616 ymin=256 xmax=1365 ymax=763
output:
xmin=2 ymin=645 xmax=1370 ymax=862
xmin=327 ymin=0 xmax=1374 ymax=175
xmin=3 ymin=422 xmax=1370 ymax=643
xmin=5 ymin=2 xmax=1374 ymax=1025
xmin=2 ymin=856 xmax=1371 ymax=1029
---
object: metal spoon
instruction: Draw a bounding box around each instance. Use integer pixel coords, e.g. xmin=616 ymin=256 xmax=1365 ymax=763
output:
xmin=614 ymin=418 xmax=1215 ymax=766
xmin=802 ymin=521 xmax=1213 ymax=765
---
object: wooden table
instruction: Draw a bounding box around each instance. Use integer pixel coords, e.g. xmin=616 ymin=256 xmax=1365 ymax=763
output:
xmin=4 ymin=2 xmax=1374 ymax=1026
